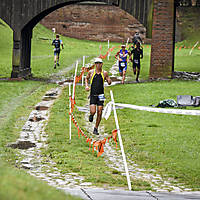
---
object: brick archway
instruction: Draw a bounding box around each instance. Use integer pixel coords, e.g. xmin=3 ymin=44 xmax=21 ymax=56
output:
xmin=0 ymin=0 xmax=175 ymax=79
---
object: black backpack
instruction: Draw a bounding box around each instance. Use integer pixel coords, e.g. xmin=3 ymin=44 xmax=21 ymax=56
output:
xmin=156 ymin=99 xmax=177 ymax=108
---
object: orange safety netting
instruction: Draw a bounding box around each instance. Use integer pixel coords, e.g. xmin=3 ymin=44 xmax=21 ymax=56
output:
xmin=99 ymin=46 xmax=120 ymax=59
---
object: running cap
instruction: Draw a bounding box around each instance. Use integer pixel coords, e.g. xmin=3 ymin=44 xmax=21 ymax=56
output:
xmin=94 ymin=58 xmax=103 ymax=63
xmin=121 ymin=44 xmax=126 ymax=47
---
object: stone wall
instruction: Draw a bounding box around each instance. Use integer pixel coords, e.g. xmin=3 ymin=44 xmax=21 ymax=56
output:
xmin=40 ymin=4 xmax=146 ymax=43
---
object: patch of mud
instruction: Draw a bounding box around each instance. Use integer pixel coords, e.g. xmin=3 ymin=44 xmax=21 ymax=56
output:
xmin=7 ymin=140 xmax=36 ymax=150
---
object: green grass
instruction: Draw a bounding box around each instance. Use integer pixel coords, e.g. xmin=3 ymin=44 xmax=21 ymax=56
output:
xmin=44 ymin=85 xmax=152 ymax=190
xmin=175 ymin=7 xmax=200 ymax=72
xmin=174 ymin=47 xmax=200 ymax=72
xmin=0 ymin=81 xmax=55 ymax=162
xmin=108 ymin=81 xmax=200 ymax=189
xmin=31 ymin=24 xmax=124 ymax=79
xmin=45 ymin=80 xmax=200 ymax=190
xmin=0 ymin=162 xmax=82 ymax=200
xmin=0 ymin=10 xmax=200 ymax=196
xmin=0 ymin=20 xmax=84 ymax=199
xmin=0 ymin=20 xmax=12 ymax=77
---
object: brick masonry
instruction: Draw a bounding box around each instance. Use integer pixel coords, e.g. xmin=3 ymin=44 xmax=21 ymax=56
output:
xmin=40 ymin=4 xmax=146 ymax=43
xmin=149 ymin=0 xmax=175 ymax=79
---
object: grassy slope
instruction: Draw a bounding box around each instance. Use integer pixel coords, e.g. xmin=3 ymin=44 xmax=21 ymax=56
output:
xmin=0 ymin=20 xmax=81 ymax=200
xmin=0 ymin=20 xmax=12 ymax=77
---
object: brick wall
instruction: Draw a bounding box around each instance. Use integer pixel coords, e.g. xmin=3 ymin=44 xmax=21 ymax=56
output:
xmin=149 ymin=0 xmax=175 ymax=79
xmin=40 ymin=4 xmax=146 ymax=43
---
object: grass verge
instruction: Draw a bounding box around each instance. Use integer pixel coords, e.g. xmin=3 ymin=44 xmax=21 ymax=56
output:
xmin=0 ymin=161 xmax=82 ymax=200
xmin=44 ymin=80 xmax=200 ymax=190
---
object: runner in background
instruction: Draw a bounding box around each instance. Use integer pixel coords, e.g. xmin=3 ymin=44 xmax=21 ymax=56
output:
xmin=52 ymin=34 xmax=64 ymax=69
xmin=130 ymin=42 xmax=143 ymax=82
xmin=132 ymin=30 xmax=143 ymax=46
xmin=115 ymin=44 xmax=131 ymax=84
xmin=85 ymin=58 xmax=112 ymax=135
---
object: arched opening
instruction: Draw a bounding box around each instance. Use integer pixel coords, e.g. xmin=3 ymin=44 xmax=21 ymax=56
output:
xmin=30 ymin=1 xmax=151 ymax=81
xmin=40 ymin=3 xmax=147 ymax=43
xmin=2 ymin=0 xmax=152 ymax=79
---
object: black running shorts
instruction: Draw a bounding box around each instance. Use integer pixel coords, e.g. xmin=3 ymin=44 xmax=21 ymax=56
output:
xmin=132 ymin=61 xmax=140 ymax=69
xmin=90 ymin=95 xmax=104 ymax=106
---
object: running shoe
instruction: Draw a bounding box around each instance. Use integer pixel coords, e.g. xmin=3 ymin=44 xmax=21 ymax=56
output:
xmin=54 ymin=64 xmax=56 ymax=69
xmin=57 ymin=62 xmax=60 ymax=66
xmin=93 ymin=127 xmax=99 ymax=135
xmin=89 ymin=115 xmax=93 ymax=122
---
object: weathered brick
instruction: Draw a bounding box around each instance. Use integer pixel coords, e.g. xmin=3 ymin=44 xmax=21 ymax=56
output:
xmin=40 ymin=4 xmax=146 ymax=43
xmin=149 ymin=0 xmax=175 ymax=79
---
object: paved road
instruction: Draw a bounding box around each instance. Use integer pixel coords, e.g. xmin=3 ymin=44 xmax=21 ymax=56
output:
xmin=64 ymin=188 xmax=200 ymax=200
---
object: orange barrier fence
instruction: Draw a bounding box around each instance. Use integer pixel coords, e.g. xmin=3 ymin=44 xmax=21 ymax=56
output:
xmin=99 ymin=45 xmax=120 ymax=59
xmin=175 ymin=46 xmax=200 ymax=50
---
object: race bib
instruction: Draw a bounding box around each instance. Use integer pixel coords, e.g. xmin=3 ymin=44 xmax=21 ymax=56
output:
xmin=134 ymin=59 xmax=139 ymax=64
xmin=120 ymin=62 xmax=125 ymax=67
xmin=98 ymin=94 xmax=106 ymax=101
xmin=54 ymin=48 xmax=60 ymax=51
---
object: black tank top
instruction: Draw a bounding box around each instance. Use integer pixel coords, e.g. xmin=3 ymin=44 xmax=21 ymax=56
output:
xmin=52 ymin=39 xmax=61 ymax=49
xmin=91 ymin=73 xmax=104 ymax=96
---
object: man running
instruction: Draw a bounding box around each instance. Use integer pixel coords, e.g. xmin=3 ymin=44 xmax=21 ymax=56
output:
xmin=130 ymin=42 xmax=143 ymax=82
xmin=85 ymin=58 xmax=112 ymax=135
xmin=132 ymin=31 xmax=143 ymax=46
xmin=115 ymin=44 xmax=131 ymax=84
xmin=52 ymin=34 xmax=64 ymax=69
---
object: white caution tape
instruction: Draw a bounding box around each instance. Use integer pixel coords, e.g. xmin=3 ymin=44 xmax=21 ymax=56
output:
xmin=103 ymin=101 xmax=200 ymax=119
xmin=115 ymin=103 xmax=200 ymax=116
